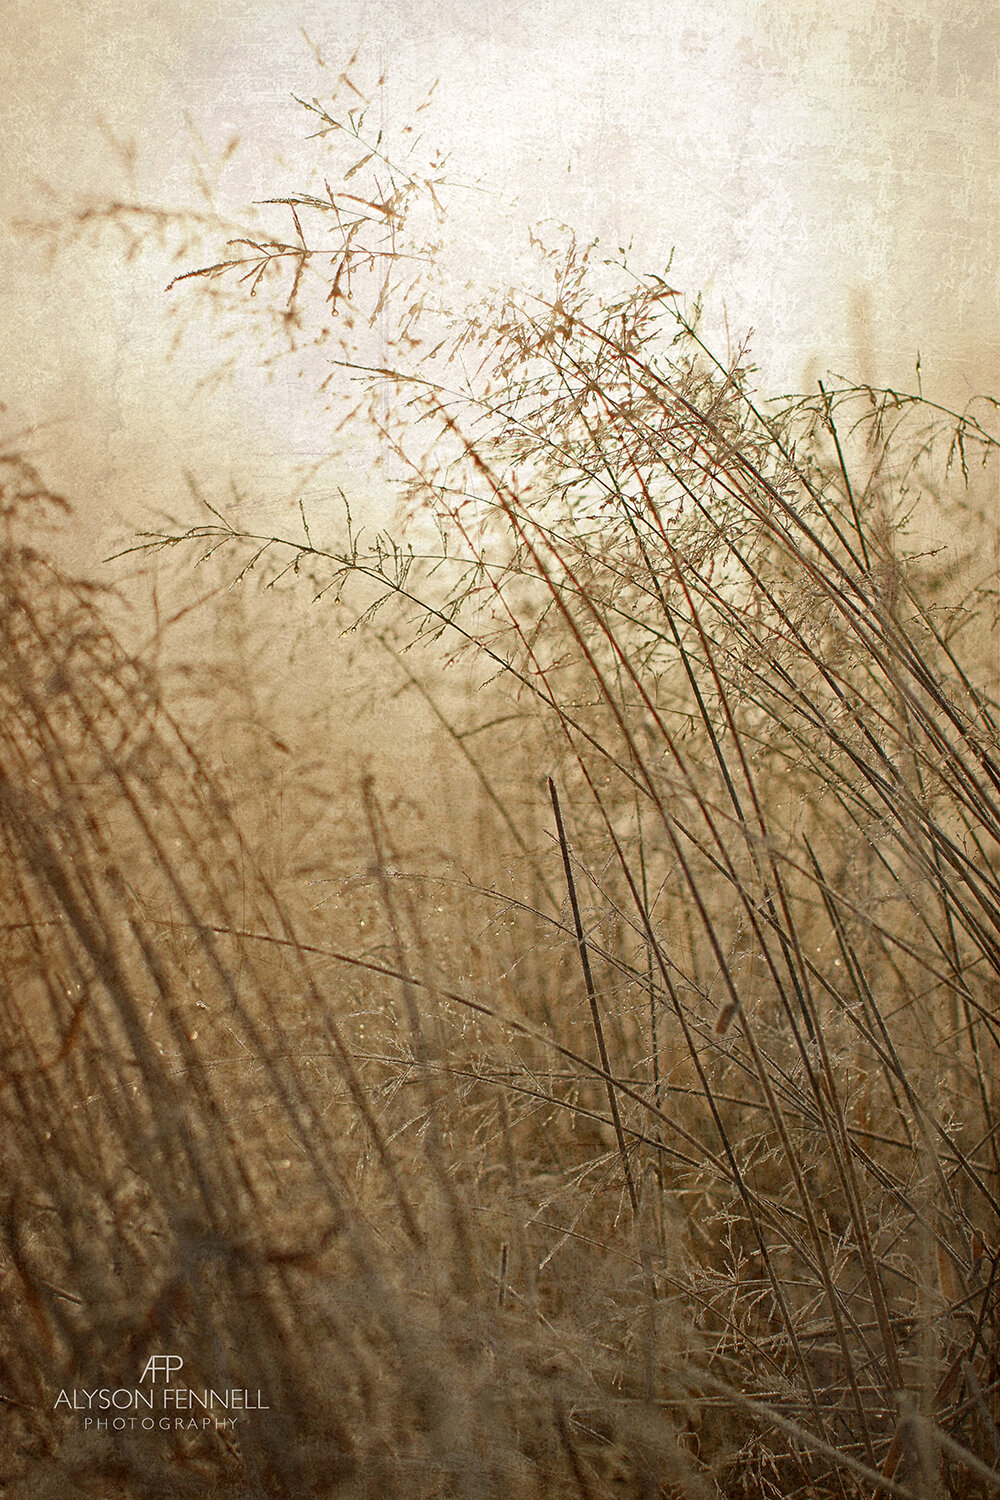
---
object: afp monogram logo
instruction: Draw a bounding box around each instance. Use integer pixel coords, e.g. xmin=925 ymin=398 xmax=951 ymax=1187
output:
xmin=140 ymin=1355 xmax=184 ymax=1383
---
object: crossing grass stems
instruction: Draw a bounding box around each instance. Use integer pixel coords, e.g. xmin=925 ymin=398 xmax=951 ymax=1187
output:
xmin=2 ymin=74 xmax=1000 ymax=1499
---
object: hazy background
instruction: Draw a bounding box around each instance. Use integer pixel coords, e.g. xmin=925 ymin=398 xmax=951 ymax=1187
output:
xmin=1 ymin=0 xmax=997 ymax=567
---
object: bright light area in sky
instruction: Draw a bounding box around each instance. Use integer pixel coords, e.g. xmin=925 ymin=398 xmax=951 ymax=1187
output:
xmin=0 ymin=0 xmax=996 ymax=555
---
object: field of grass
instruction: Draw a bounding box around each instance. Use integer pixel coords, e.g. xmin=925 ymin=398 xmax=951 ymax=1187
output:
xmin=1 ymin=82 xmax=999 ymax=1499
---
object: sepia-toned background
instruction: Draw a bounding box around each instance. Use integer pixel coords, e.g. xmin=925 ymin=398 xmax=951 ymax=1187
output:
xmin=1 ymin=0 xmax=996 ymax=563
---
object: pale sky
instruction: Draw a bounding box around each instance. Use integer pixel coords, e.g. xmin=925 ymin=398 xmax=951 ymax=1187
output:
xmin=1 ymin=0 xmax=997 ymax=560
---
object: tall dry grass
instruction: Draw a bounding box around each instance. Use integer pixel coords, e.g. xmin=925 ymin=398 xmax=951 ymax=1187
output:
xmin=3 ymin=72 xmax=1000 ymax=1499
